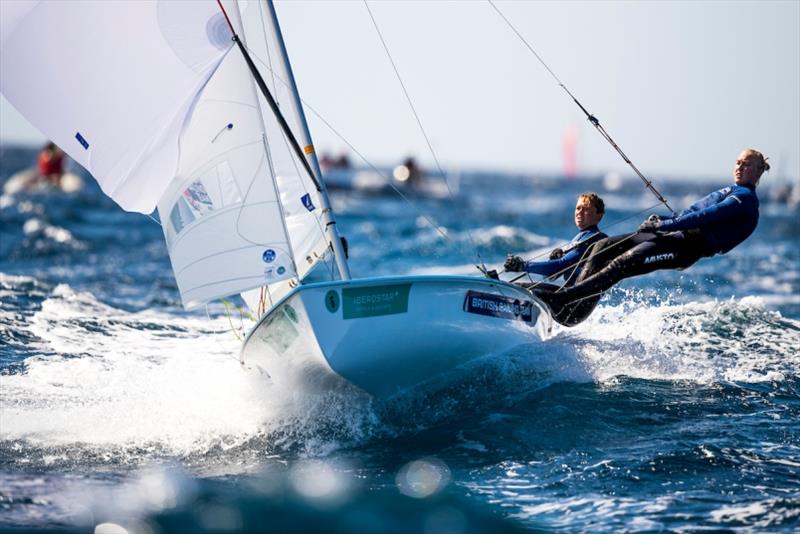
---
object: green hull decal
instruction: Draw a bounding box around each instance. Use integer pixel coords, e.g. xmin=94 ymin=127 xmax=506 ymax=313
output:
xmin=343 ymin=284 xmax=411 ymax=319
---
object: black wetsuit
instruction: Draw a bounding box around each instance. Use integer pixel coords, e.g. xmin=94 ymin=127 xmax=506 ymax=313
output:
xmin=521 ymin=225 xmax=606 ymax=281
xmin=535 ymin=184 xmax=760 ymax=321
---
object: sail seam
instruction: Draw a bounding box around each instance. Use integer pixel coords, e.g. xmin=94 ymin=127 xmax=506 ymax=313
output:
xmin=173 ymin=243 xmax=288 ymax=277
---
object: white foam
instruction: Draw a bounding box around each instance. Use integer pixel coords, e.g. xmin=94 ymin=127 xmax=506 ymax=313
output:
xmin=0 ymin=284 xmax=385 ymax=459
xmin=551 ymin=295 xmax=800 ymax=385
xmin=3 ymin=284 xmax=796 ymax=459
xmin=21 ymin=217 xmax=85 ymax=248
xmin=0 ymin=286 xmax=279 ymax=455
xmin=462 ymin=224 xmax=552 ymax=248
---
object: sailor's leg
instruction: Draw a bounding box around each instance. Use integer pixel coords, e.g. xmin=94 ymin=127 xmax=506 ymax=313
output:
xmin=572 ymin=232 xmax=650 ymax=285
xmin=556 ymin=232 xmax=704 ymax=303
xmin=533 ymin=233 xmax=646 ymax=308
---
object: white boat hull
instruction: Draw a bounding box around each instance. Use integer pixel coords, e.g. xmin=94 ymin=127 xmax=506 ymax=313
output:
xmin=241 ymin=275 xmax=552 ymax=398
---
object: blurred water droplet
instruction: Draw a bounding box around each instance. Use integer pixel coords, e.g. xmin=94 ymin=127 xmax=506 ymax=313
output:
xmin=396 ymin=458 xmax=450 ymax=498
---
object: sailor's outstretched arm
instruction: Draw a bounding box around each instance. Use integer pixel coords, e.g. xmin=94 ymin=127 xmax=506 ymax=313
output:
xmin=656 ymin=194 xmax=750 ymax=232
xmin=669 ymin=187 xmax=732 ymax=220
xmin=523 ymin=248 xmax=583 ymax=277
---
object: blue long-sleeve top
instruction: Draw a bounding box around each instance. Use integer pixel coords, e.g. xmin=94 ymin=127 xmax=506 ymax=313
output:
xmin=523 ymin=225 xmax=606 ymax=279
xmin=654 ymin=184 xmax=759 ymax=254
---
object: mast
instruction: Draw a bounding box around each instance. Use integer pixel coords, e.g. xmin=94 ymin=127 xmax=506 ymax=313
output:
xmin=262 ymin=0 xmax=352 ymax=280
xmin=228 ymin=2 xmax=301 ymax=286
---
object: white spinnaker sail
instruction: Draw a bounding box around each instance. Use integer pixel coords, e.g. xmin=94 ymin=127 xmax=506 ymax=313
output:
xmin=0 ymin=0 xmax=232 ymax=213
xmin=156 ymin=0 xmax=329 ymax=310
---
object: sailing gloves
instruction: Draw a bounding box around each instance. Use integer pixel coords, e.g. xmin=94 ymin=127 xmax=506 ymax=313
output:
xmin=549 ymin=248 xmax=565 ymax=260
xmin=638 ymin=214 xmax=661 ymax=233
xmin=504 ymin=255 xmax=525 ymax=272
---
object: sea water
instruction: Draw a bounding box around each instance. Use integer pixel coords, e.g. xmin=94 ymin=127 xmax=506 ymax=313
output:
xmin=1 ymin=145 xmax=798 ymax=532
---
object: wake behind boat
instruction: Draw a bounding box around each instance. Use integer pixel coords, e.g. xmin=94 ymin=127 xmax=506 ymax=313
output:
xmin=0 ymin=0 xmax=553 ymax=400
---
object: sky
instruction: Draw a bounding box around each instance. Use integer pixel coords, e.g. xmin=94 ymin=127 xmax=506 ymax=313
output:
xmin=2 ymin=0 xmax=798 ymax=183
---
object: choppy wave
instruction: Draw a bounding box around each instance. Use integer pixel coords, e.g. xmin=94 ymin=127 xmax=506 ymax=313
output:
xmin=2 ymin=146 xmax=799 ymax=530
xmin=565 ymin=295 xmax=800 ymax=385
xmin=0 ymin=282 xmax=385 ymax=466
xmin=3 ymin=282 xmax=797 ymax=475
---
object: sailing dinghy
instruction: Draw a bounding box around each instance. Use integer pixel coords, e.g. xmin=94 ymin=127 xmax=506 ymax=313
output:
xmin=0 ymin=0 xmax=552 ymax=398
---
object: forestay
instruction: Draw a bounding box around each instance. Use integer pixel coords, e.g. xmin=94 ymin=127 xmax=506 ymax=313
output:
xmin=234 ymin=0 xmax=331 ymax=314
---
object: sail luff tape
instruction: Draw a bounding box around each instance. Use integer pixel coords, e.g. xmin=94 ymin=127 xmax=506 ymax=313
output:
xmin=303 ymin=145 xmax=315 ymax=155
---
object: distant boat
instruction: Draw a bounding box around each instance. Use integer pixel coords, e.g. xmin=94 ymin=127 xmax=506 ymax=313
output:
xmin=322 ymin=163 xmax=457 ymax=199
xmin=3 ymin=168 xmax=83 ymax=195
xmin=0 ymin=0 xmax=552 ymax=399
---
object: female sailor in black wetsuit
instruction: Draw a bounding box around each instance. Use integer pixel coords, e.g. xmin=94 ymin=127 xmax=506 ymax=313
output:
xmin=533 ymin=148 xmax=769 ymax=323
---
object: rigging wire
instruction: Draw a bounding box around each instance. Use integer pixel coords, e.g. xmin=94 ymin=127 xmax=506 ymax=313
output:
xmin=298 ymin=99 xmax=455 ymax=245
xmin=244 ymin=20 xmax=457 ymax=248
xmin=245 ymin=7 xmax=337 ymax=283
xmin=487 ymin=0 xmax=675 ymax=215
xmin=363 ymin=0 xmax=487 ymax=267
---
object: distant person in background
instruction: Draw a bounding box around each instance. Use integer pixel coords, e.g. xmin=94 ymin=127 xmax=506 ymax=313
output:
xmin=533 ymin=148 xmax=769 ymax=323
xmin=503 ymin=192 xmax=607 ymax=325
xmin=334 ymin=152 xmax=352 ymax=170
xmin=320 ymin=151 xmax=352 ymax=173
xmin=403 ymin=156 xmax=422 ymax=186
xmin=319 ymin=152 xmax=334 ymax=172
xmin=36 ymin=141 xmax=65 ymax=187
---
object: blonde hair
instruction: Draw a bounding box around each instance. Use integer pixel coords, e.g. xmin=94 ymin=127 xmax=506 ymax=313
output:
xmin=578 ymin=192 xmax=605 ymax=214
xmin=743 ymin=148 xmax=771 ymax=174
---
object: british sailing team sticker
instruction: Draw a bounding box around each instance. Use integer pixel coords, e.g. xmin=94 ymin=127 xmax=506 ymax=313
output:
xmin=342 ymin=284 xmax=411 ymax=319
xmin=463 ymin=290 xmax=536 ymax=324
